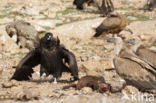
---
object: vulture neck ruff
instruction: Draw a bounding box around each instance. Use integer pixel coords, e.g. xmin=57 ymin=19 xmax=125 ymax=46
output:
xmin=114 ymin=37 xmax=123 ymax=56
xmin=130 ymin=39 xmax=142 ymax=53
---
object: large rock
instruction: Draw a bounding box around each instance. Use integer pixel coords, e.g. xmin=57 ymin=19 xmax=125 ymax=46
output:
xmin=127 ymin=20 xmax=156 ymax=35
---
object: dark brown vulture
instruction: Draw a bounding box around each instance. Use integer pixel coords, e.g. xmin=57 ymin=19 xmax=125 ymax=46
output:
xmin=73 ymin=0 xmax=114 ymax=16
xmin=11 ymin=32 xmax=79 ymax=83
xmin=142 ymin=0 xmax=156 ymax=11
xmin=93 ymin=13 xmax=128 ymax=37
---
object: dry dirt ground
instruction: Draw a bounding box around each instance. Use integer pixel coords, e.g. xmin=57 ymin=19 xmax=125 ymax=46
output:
xmin=0 ymin=0 xmax=156 ymax=103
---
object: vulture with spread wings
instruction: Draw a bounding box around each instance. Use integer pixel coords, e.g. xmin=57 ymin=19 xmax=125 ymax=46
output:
xmin=11 ymin=32 xmax=79 ymax=82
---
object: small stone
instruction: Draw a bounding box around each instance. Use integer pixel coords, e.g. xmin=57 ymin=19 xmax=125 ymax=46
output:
xmin=11 ymin=86 xmax=23 ymax=93
xmin=122 ymin=85 xmax=139 ymax=95
xmin=2 ymin=80 xmax=19 ymax=88
xmin=2 ymin=82 xmax=13 ymax=88
xmin=11 ymin=80 xmax=19 ymax=86
xmin=23 ymin=88 xmax=33 ymax=99
xmin=81 ymin=87 xmax=93 ymax=94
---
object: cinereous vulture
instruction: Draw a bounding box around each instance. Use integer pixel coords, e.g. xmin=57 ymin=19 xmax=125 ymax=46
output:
xmin=11 ymin=32 xmax=79 ymax=83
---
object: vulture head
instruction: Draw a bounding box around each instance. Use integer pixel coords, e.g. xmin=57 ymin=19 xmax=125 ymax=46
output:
xmin=126 ymin=37 xmax=143 ymax=52
xmin=41 ymin=32 xmax=60 ymax=49
xmin=107 ymin=36 xmax=124 ymax=56
xmin=5 ymin=25 xmax=17 ymax=42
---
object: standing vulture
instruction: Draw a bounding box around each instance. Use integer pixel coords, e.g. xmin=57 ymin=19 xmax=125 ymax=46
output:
xmin=126 ymin=37 xmax=156 ymax=67
xmin=107 ymin=37 xmax=156 ymax=92
xmin=11 ymin=32 xmax=79 ymax=82
xmin=93 ymin=13 xmax=128 ymax=37
xmin=73 ymin=0 xmax=114 ymax=16
xmin=142 ymin=0 xmax=156 ymax=11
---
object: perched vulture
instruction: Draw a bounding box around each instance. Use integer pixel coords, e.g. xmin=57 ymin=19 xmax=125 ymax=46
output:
xmin=11 ymin=32 xmax=79 ymax=82
xmin=6 ymin=20 xmax=39 ymax=49
xmin=107 ymin=37 xmax=156 ymax=92
xmin=93 ymin=13 xmax=128 ymax=37
xmin=126 ymin=37 xmax=156 ymax=67
xmin=73 ymin=0 xmax=114 ymax=16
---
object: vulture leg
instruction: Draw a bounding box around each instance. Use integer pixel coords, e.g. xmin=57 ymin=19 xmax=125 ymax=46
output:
xmin=100 ymin=0 xmax=107 ymax=15
xmin=107 ymin=0 xmax=114 ymax=12
xmin=100 ymin=0 xmax=114 ymax=16
xmin=53 ymin=78 xmax=57 ymax=84
xmin=40 ymin=65 xmax=49 ymax=77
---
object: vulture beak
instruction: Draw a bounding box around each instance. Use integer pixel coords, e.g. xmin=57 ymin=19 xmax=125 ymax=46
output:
xmin=45 ymin=32 xmax=53 ymax=41
xmin=47 ymin=35 xmax=52 ymax=41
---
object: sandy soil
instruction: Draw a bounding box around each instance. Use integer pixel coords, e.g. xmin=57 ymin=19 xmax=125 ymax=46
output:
xmin=0 ymin=0 xmax=156 ymax=103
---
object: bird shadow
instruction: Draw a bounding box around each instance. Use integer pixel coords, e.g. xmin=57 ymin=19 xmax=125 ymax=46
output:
xmin=66 ymin=6 xmax=101 ymax=14
xmin=29 ymin=79 xmax=73 ymax=84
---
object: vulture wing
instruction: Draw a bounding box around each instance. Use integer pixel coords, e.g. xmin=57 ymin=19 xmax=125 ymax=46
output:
xmin=96 ymin=16 xmax=121 ymax=33
xmin=123 ymin=56 xmax=156 ymax=76
xmin=136 ymin=47 xmax=156 ymax=67
xmin=60 ymin=47 xmax=79 ymax=80
xmin=113 ymin=56 xmax=156 ymax=91
xmin=11 ymin=48 xmax=41 ymax=81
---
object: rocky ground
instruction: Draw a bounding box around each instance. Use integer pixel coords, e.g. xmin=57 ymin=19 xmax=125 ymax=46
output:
xmin=0 ymin=0 xmax=156 ymax=103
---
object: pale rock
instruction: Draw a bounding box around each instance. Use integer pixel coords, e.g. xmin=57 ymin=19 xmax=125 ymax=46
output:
xmin=81 ymin=60 xmax=106 ymax=71
xmin=37 ymin=20 xmax=54 ymax=28
xmin=19 ymin=5 xmax=40 ymax=16
xmin=81 ymin=87 xmax=93 ymax=94
xmin=127 ymin=20 xmax=156 ymax=35
xmin=2 ymin=82 xmax=14 ymax=88
xmin=0 ymin=33 xmax=19 ymax=54
xmin=122 ymin=85 xmax=139 ymax=95
xmin=11 ymin=80 xmax=19 ymax=86
xmin=11 ymin=86 xmax=23 ymax=94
